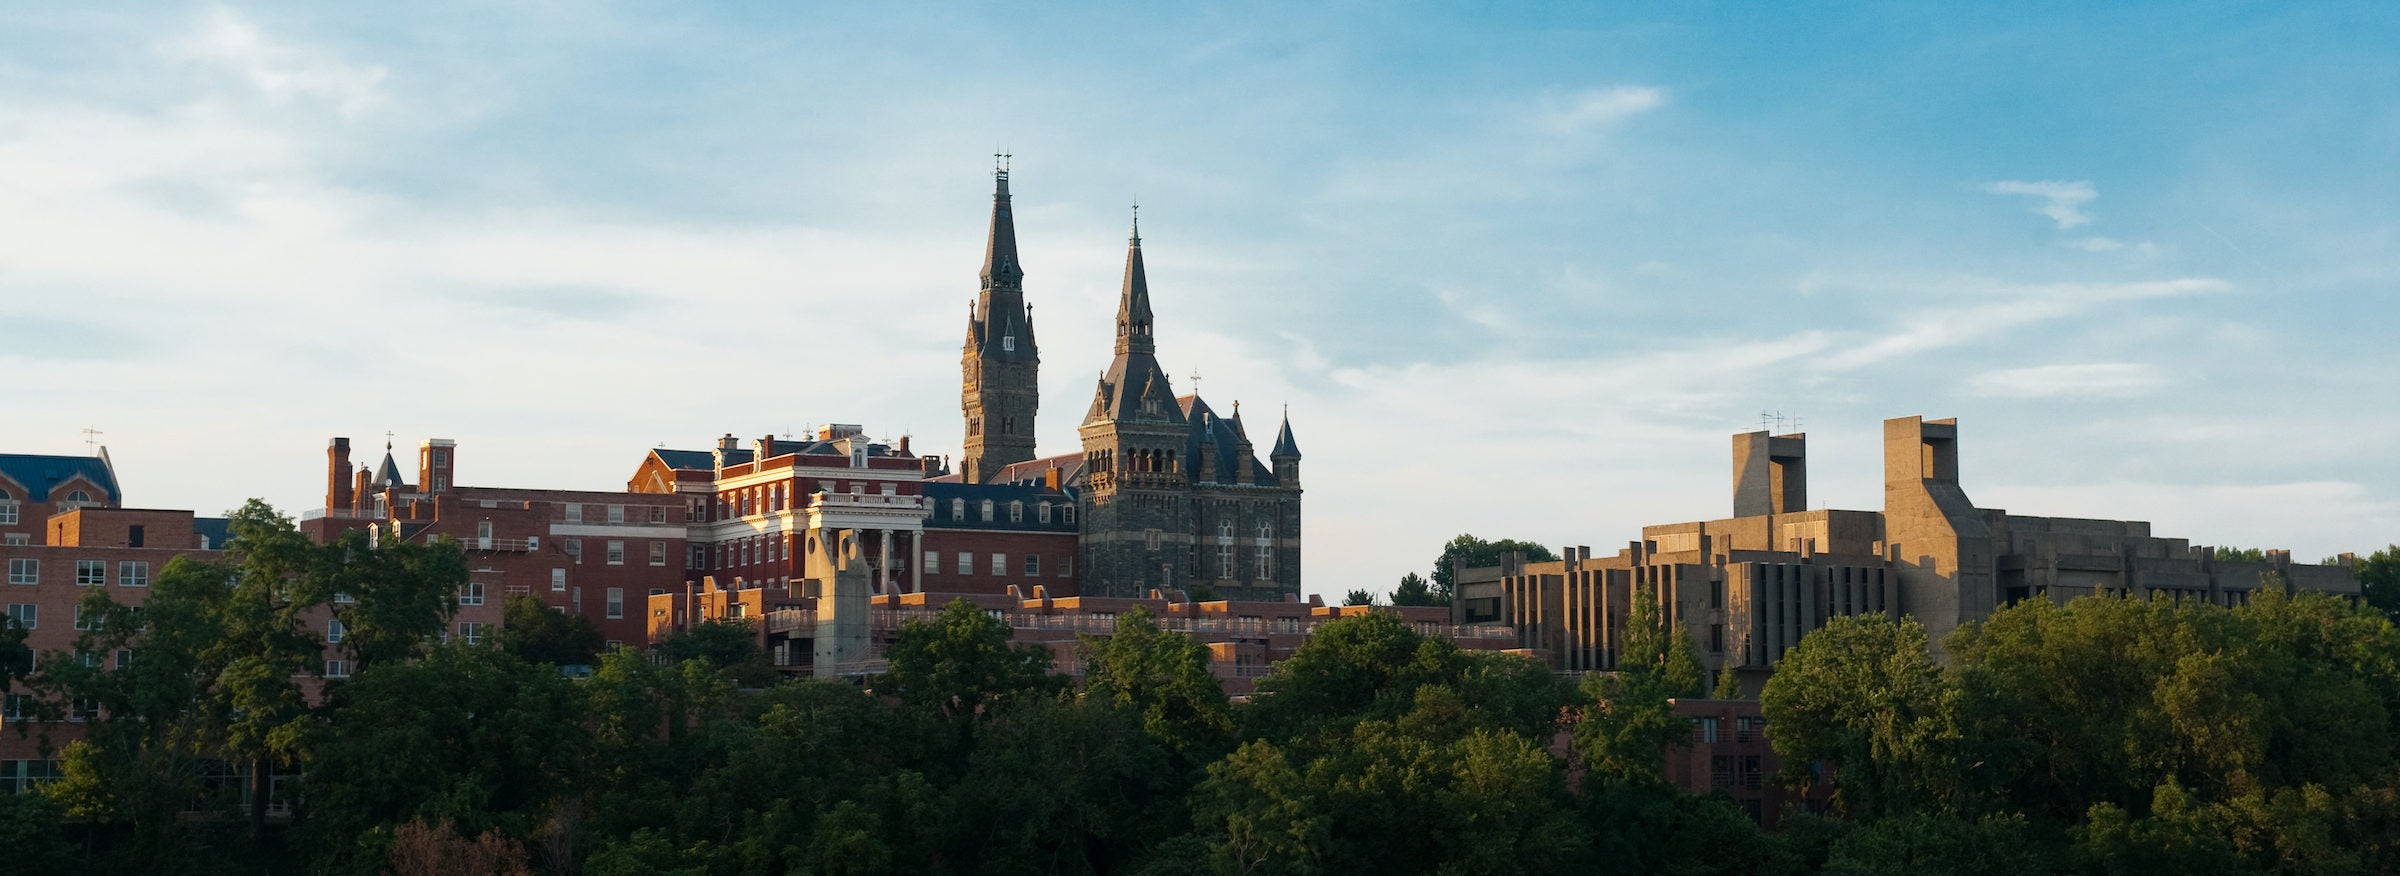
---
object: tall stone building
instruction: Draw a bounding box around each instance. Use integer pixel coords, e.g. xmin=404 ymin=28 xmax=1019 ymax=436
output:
xmin=945 ymin=173 xmax=1305 ymax=599
xmin=1073 ymin=217 xmax=1303 ymax=600
xmin=959 ymin=167 xmax=1040 ymax=484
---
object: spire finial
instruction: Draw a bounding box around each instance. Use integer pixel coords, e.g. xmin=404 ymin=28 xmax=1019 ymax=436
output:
xmin=1130 ymin=200 xmax=1140 ymax=244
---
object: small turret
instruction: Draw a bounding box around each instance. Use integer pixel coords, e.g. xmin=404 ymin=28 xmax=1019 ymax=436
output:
xmin=1270 ymin=407 xmax=1302 ymax=487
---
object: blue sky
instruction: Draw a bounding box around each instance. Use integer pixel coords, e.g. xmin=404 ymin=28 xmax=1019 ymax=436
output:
xmin=2 ymin=3 xmax=2394 ymax=595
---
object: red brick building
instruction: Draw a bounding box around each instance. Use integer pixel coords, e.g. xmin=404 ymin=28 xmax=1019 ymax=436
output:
xmin=304 ymin=436 xmax=680 ymax=646
xmin=628 ymin=426 xmax=934 ymax=595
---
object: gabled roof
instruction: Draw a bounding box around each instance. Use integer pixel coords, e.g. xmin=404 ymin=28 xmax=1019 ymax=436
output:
xmin=0 ymin=453 xmax=120 ymax=504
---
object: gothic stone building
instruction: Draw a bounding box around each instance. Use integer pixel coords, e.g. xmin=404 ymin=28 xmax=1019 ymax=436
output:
xmin=955 ymin=170 xmax=1303 ymax=600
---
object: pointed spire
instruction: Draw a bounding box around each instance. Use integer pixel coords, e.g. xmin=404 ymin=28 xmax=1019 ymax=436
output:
xmin=1115 ymin=206 xmax=1154 ymax=356
xmin=980 ymin=160 xmax=1023 ymax=291
xmin=1272 ymin=406 xmax=1302 ymax=459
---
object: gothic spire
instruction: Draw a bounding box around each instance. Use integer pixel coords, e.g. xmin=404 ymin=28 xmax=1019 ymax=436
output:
xmin=1115 ymin=209 xmax=1154 ymax=356
xmin=980 ymin=162 xmax=1023 ymax=292
xmin=1272 ymin=406 xmax=1302 ymax=459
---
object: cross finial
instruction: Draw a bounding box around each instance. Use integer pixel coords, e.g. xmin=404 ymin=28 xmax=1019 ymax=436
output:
xmin=993 ymin=151 xmax=1012 ymax=175
xmin=1189 ymin=368 xmax=1202 ymax=396
xmin=1130 ymin=200 xmax=1141 ymax=243
xmin=385 ymin=430 xmax=394 ymax=451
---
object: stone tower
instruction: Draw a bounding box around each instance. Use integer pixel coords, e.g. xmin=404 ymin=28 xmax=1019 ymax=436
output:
xmin=1078 ymin=216 xmax=1193 ymax=595
xmin=961 ymin=165 xmax=1040 ymax=483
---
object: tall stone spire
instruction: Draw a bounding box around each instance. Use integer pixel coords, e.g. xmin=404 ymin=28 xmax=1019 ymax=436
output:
xmin=980 ymin=160 xmax=1023 ymax=292
xmin=961 ymin=161 xmax=1040 ymax=483
xmin=1115 ymin=209 xmax=1154 ymax=356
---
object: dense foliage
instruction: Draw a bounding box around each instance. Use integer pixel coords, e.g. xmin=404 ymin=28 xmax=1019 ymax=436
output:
xmin=7 ymin=507 xmax=2395 ymax=874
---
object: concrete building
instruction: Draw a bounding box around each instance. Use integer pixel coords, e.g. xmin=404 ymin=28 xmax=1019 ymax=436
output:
xmin=1461 ymin=416 xmax=2363 ymax=691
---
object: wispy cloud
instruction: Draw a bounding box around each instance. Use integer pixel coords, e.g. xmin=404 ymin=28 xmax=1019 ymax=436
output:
xmin=1982 ymin=179 xmax=2096 ymax=229
xmin=1964 ymin=362 xmax=2166 ymax=398
xmin=1534 ymin=86 xmax=1668 ymax=135
xmin=162 ymin=6 xmax=388 ymax=116
xmin=1813 ymin=278 xmax=2226 ymax=371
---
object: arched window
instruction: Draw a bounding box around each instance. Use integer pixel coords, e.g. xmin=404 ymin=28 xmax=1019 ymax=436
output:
xmin=1219 ymin=520 xmax=1234 ymax=539
xmin=1257 ymin=522 xmax=1272 ymax=541
xmin=0 ymin=488 xmax=12 ymax=500
xmin=66 ymin=490 xmax=91 ymax=504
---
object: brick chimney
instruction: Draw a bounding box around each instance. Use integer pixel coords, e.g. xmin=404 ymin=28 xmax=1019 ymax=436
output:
xmin=327 ymin=438 xmax=353 ymax=512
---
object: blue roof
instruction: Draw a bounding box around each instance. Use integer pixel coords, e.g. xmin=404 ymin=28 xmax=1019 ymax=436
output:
xmin=922 ymin=482 xmax=1077 ymax=532
xmin=0 ymin=453 xmax=120 ymax=505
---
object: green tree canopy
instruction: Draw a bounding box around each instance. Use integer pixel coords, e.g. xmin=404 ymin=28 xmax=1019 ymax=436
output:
xmin=1431 ymin=534 xmax=1558 ymax=604
xmin=499 ymin=594 xmax=604 ymax=667
xmin=1390 ymin=572 xmax=1439 ymax=607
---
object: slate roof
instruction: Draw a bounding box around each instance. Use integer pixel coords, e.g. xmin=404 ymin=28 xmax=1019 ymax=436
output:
xmin=0 ymin=453 xmax=121 ymax=504
xmin=653 ymin=437 xmax=915 ymax=472
xmin=1272 ymin=412 xmax=1301 ymax=459
xmin=921 ymin=481 xmax=1077 ymax=532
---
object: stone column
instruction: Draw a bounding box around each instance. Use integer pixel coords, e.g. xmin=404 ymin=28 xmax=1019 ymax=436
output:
xmin=879 ymin=528 xmax=894 ymax=595
xmin=910 ymin=530 xmax=924 ymax=593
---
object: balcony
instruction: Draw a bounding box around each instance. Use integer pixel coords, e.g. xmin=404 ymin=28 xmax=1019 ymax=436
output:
xmin=426 ymin=535 xmax=539 ymax=553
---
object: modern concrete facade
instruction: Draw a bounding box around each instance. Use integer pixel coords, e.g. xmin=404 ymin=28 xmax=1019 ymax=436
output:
xmin=1463 ymin=416 xmax=2364 ymax=691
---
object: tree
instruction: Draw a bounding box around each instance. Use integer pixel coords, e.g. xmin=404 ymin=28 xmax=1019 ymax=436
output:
xmin=1759 ymin=614 xmax=1955 ymax=819
xmin=878 ymin=598 xmax=1063 ymax=750
xmin=500 ymin=594 xmax=604 ymax=667
xmin=1342 ymin=589 xmax=1378 ymax=606
xmin=1390 ymin=572 xmax=1440 ymax=607
xmin=1431 ymin=534 xmax=1557 ymax=605
xmin=2355 ymin=545 xmax=2400 ymax=622
xmin=1574 ymin=588 xmax=1704 ymax=784
xmin=1242 ymin=611 xmax=1466 ymax=743
xmin=657 ymin=617 xmax=777 ymax=687
xmin=1081 ymin=606 xmax=1236 ymax=765
xmin=2213 ymin=546 xmax=2269 ymax=563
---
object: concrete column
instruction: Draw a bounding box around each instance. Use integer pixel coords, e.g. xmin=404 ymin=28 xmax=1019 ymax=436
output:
xmin=910 ymin=530 xmax=923 ymax=593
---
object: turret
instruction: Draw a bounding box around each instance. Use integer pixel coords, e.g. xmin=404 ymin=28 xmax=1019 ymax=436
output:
xmin=1270 ymin=407 xmax=1302 ymax=487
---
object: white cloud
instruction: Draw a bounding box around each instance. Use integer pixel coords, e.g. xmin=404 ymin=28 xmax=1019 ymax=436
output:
xmin=162 ymin=6 xmax=388 ymax=117
xmin=1535 ymin=86 xmax=1668 ymax=135
xmin=1963 ymin=362 xmax=2166 ymax=398
xmin=1982 ymin=179 xmax=2097 ymax=229
xmin=1811 ymin=278 xmax=2226 ymax=372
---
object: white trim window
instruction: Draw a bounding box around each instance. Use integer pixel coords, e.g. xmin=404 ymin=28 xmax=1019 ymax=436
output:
xmin=324 ymin=660 xmax=352 ymax=679
xmin=459 ymin=580 xmax=485 ymax=607
xmin=605 ymin=588 xmax=625 ymax=619
xmin=957 ymin=552 xmax=973 ymax=575
xmin=991 ymin=553 xmax=1006 ymax=576
xmin=923 ymin=551 xmax=940 ymax=574
xmin=117 ymin=561 xmax=149 ymax=588
xmin=7 ymin=558 xmax=35 ymax=586
xmin=650 ymin=541 xmax=667 ymax=566
xmin=606 ymin=540 xmax=626 ymax=565
xmin=5 ymin=603 xmax=35 ymax=631
xmin=327 ymin=619 xmax=346 ymax=644
xmin=459 ymin=622 xmax=489 ymax=646
xmin=552 ymin=568 xmax=567 ymax=592
xmin=76 ymin=560 xmax=105 ymax=586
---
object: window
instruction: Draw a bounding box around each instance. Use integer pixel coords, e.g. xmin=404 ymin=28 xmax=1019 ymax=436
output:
xmin=552 ymin=568 xmax=567 ymax=592
xmin=605 ymin=588 xmax=625 ymax=619
xmin=71 ymin=698 xmax=99 ymax=722
xmin=605 ymin=504 xmax=624 ymax=524
xmin=564 ymin=538 xmax=583 ymax=562
xmin=1711 ymin=755 xmax=1733 ymax=789
xmin=1063 ymin=504 xmax=1075 ymax=524
xmin=650 ymin=541 xmax=667 ymax=566
xmin=459 ymin=580 xmax=485 ymax=606
xmin=115 ymin=649 xmax=131 ymax=669
xmin=3 ymin=535 xmax=24 ymax=546
xmin=1145 ymin=530 xmax=1160 ymax=551
xmin=0 ymin=499 xmax=16 ymax=525
xmin=1038 ymin=503 xmax=1051 ymax=524
xmin=76 ymin=560 xmax=105 ymax=586
xmin=564 ymin=504 xmax=582 ymax=523
xmin=459 ymin=622 xmax=489 ymax=646
xmin=1002 ymin=334 xmax=1015 ymax=352
xmin=689 ymin=546 xmax=707 ymax=570
xmin=74 ymin=606 xmax=95 ymax=631
xmin=957 ymin=552 xmax=973 ymax=575
xmin=334 ymin=590 xmax=356 ymax=604
xmin=1742 ymin=755 xmax=1763 ymax=790
xmin=1693 ymin=717 xmax=1719 ymax=743
xmin=951 ymin=498 xmax=966 ymax=520
xmin=1218 ymin=544 xmax=1234 ymax=578
xmin=327 ymin=619 xmax=346 ymax=644
xmin=1023 ymin=555 xmax=1040 ymax=576
xmin=64 ymin=490 xmax=91 ymax=505
xmin=924 ymin=551 xmax=940 ymax=574
xmin=0 ymin=695 xmax=26 ymax=721
xmin=991 ymin=553 xmax=1006 ymax=576
xmin=1008 ymin=501 xmax=1022 ymax=523
xmin=651 ymin=505 xmax=668 ymax=524
xmin=324 ymin=660 xmax=352 ymax=679
xmin=7 ymin=559 xmax=34 ymax=585
xmin=1256 ymin=548 xmax=1274 ymax=580
xmin=117 ymin=561 xmax=148 ymax=587
xmin=606 ymin=540 xmax=626 ymax=565
xmin=980 ymin=500 xmax=994 ymax=522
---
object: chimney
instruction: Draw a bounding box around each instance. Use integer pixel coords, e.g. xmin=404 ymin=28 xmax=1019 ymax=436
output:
xmin=351 ymin=467 xmax=372 ymax=513
xmin=897 ymin=435 xmax=912 ymax=455
xmin=327 ymin=438 xmax=353 ymax=512
xmin=758 ymin=434 xmax=777 ymax=462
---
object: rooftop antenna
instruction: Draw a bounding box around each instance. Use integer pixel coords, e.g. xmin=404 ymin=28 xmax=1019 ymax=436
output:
xmin=80 ymin=427 xmax=103 ymax=454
